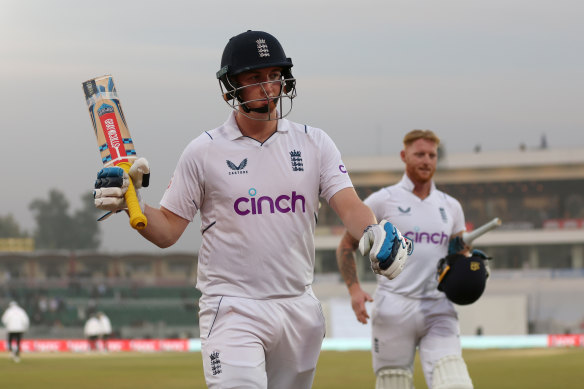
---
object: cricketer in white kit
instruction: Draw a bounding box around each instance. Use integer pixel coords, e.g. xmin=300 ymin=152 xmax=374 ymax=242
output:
xmin=161 ymin=113 xmax=350 ymax=386
xmin=92 ymin=30 xmax=412 ymax=389
xmin=337 ymin=130 xmax=474 ymax=389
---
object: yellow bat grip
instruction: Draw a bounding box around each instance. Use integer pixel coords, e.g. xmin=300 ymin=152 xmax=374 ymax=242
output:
xmin=118 ymin=162 xmax=147 ymax=230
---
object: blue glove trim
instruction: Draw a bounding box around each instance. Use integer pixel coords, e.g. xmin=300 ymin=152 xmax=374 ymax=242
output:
xmin=377 ymin=222 xmax=396 ymax=263
xmin=97 ymin=211 xmax=113 ymax=221
xmin=97 ymin=210 xmax=122 ymax=222
xmin=97 ymin=166 xmax=125 ymax=179
xmin=95 ymin=167 xmax=126 ymax=189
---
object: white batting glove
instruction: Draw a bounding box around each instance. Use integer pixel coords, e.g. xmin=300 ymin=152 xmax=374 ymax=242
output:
xmin=128 ymin=157 xmax=150 ymax=189
xmin=94 ymin=169 xmax=129 ymax=212
xmin=359 ymin=220 xmax=414 ymax=279
xmin=93 ymin=157 xmax=149 ymax=216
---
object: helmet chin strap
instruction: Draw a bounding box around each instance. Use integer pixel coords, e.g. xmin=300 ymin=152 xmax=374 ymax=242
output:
xmin=242 ymin=98 xmax=280 ymax=114
xmin=248 ymin=106 xmax=269 ymax=113
xmin=243 ymin=104 xmax=267 ymax=113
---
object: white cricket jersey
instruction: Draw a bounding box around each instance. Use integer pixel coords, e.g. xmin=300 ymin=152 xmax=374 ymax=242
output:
xmin=365 ymin=174 xmax=466 ymax=299
xmin=161 ymin=112 xmax=352 ymax=299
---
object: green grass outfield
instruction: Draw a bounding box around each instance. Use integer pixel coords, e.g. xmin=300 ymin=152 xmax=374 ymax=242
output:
xmin=1 ymin=348 xmax=583 ymax=388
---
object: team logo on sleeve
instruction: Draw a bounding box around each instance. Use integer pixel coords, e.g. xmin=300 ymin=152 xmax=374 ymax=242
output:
xmin=290 ymin=150 xmax=304 ymax=171
xmin=227 ymin=159 xmax=248 ymax=175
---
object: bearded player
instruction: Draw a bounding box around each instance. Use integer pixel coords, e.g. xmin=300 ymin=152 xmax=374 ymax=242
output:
xmin=92 ymin=30 xmax=411 ymax=388
xmin=337 ymin=130 xmax=475 ymax=389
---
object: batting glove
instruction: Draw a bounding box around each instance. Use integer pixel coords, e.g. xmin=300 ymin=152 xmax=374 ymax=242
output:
xmin=93 ymin=158 xmax=150 ymax=216
xmin=127 ymin=157 xmax=150 ymax=189
xmin=359 ymin=220 xmax=414 ymax=279
xmin=448 ymin=236 xmax=465 ymax=255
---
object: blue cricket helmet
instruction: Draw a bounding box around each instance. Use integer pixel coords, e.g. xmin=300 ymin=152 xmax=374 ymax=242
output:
xmin=216 ymin=30 xmax=296 ymax=119
xmin=217 ymin=30 xmax=293 ymax=78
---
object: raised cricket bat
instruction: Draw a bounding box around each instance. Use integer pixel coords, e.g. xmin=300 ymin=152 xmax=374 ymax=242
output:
xmin=82 ymin=75 xmax=147 ymax=230
xmin=462 ymin=217 xmax=502 ymax=245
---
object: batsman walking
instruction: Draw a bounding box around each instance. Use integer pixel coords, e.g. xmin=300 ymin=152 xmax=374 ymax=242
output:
xmin=336 ymin=130 xmax=487 ymax=389
xmin=91 ymin=30 xmax=411 ymax=388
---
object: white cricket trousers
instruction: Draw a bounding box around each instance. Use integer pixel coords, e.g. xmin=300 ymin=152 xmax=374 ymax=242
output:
xmin=371 ymin=291 xmax=463 ymax=387
xmin=199 ymin=288 xmax=326 ymax=389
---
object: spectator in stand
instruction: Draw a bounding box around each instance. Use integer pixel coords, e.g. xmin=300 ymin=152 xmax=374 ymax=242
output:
xmin=1 ymin=301 xmax=30 ymax=363
xmin=84 ymin=313 xmax=101 ymax=352
xmin=96 ymin=311 xmax=112 ymax=352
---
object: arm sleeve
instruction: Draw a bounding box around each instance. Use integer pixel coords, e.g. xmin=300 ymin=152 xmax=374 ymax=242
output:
xmin=160 ymin=137 xmax=207 ymax=221
xmin=314 ymin=128 xmax=353 ymax=202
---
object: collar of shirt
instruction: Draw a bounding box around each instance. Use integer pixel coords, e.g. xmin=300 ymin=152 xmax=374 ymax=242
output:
xmin=222 ymin=111 xmax=289 ymax=141
xmin=399 ymin=173 xmax=436 ymax=194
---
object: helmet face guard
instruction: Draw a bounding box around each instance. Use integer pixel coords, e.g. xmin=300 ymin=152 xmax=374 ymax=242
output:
xmin=218 ymin=71 xmax=296 ymax=121
xmin=217 ymin=30 xmax=296 ymax=121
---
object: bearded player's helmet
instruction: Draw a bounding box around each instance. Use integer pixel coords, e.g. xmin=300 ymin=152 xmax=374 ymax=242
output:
xmin=216 ymin=30 xmax=296 ymax=120
xmin=436 ymin=250 xmax=490 ymax=305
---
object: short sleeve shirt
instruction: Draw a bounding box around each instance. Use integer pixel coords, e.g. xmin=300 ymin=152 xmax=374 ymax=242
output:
xmin=365 ymin=174 xmax=466 ymax=299
xmin=161 ymin=112 xmax=352 ymax=299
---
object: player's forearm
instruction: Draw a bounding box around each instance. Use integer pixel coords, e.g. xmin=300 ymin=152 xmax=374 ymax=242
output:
xmin=336 ymin=232 xmax=361 ymax=290
xmin=138 ymin=205 xmax=186 ymax=248
xmin=342 ymin=204 xmax=377 ymax=241
xmin=330 ymin=188 xmax=377 ymax=240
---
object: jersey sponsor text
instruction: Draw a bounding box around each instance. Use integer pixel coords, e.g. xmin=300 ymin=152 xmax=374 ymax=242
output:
xmin=234 ymin=189 xmax=306 ymax=215
xmin=403 ymin=230 xmax=449 ymax=246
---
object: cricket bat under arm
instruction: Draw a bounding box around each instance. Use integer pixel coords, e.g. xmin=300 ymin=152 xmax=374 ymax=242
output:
xmin=83 ymin=75 xmax=147 ymax=230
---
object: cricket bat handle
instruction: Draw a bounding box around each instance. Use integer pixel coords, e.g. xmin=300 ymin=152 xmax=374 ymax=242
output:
xmin=118 ymin=162 xmax=147 ymax=230
xmin=462 ymin=217 xmax=501 ymax=246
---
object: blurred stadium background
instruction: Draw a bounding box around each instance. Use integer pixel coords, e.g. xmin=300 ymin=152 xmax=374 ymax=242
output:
xmin=2 ymin=145 xmax=584 ymax=354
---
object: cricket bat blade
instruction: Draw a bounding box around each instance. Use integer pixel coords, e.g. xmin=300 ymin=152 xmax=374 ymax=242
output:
xmin=82 ymin=75 xmax=147 ymax=230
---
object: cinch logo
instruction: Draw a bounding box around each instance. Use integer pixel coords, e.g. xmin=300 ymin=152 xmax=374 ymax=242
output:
xmin=403 ymin=229 xmax=449 ymax=246
xmin=234 ymin=188 xmax=306 ymax=215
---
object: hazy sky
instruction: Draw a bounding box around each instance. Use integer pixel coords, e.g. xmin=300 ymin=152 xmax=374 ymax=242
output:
xmin=1 ymin=0 xmax=583 ymax=253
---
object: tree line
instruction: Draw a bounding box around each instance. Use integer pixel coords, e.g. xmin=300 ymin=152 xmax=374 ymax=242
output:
xmin=1 ymin=190 xmax=101 ymax=250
